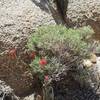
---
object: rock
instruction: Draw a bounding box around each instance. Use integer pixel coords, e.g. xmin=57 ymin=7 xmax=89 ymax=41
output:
xmin=90 ymin=53 xmax=97 ymax=63
xmin=0 ymin=80 xmax=19 ymax=100
xmin=93 ymin=57 xmax=100 ymax=77
xmin=83 ymin=59 xmax=93 ymax=68
xmin=23 ymin=94 xmax=34 ymax=100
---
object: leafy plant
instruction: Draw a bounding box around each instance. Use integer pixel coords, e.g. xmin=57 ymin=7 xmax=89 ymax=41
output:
xmin=27 ymin=25 xmax=94 ymax=82
xmin=28 ymin=25 xmax=93 ymax=56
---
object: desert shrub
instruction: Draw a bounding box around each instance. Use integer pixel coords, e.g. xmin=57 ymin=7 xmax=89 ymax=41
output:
xmin=28 ymin=25 xmax=93 ymax=56
xmin=27 ymin=25 xmax=94 ymax=82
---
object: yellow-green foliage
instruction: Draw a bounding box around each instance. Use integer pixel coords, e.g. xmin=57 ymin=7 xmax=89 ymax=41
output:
xmin=28 ymin=25 xmax=93 ymax=57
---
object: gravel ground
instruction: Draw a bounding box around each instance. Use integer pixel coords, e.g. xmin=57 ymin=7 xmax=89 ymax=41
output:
xmin=68 ymin=0 xmax=100 ymax=20
xmin=67 ymin=0 xmax=100 ymax=27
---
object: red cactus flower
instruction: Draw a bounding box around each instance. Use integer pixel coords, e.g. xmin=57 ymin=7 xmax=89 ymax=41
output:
xmin=30 ymin=51 xmax=36 ymax=59
xmin=8 ymin=48 xmax=17 ymax=60
xmin=44 ymin=75 xmax=49 ymax=81
xmin=39 ymin=58 xmax=47 ymax=66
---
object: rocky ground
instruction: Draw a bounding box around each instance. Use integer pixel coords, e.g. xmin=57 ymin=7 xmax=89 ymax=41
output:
xmin=67 ymin=0 xmax=100 ymax=26
xmin=0 ymin=0 xmax=55 ymax=52
xmin=0 ymin=0 xmax=100 ymax=99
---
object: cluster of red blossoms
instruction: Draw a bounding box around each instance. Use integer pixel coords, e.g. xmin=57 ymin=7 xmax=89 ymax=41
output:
xmin=8 ymin=48 xmax=49 ymax=81
xmin=8 ymin=48 xmax=17 ymax=60
xmin=29 ymin=51 xmax=49 ymax=81
xmin=29 ymin=51 xmax=47 ymax=66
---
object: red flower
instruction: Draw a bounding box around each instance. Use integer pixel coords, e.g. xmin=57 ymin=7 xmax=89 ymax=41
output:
xmin=39 ymin=58 xmax=47 ymax=66
xmin=8 ymin=48 xmax=17 ymax=60
xmin=44 ymin=75 xmax=49 ymax=81
xmin=30 ymin=51 xmax=36 ymax=59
